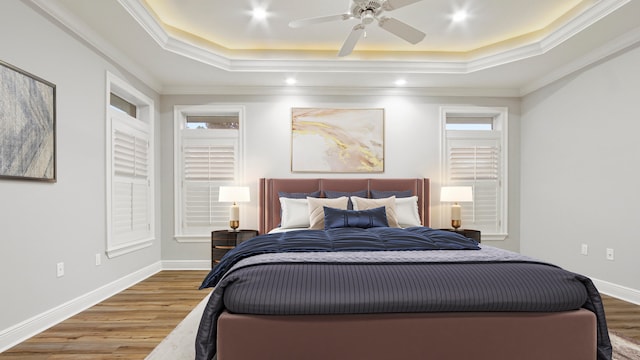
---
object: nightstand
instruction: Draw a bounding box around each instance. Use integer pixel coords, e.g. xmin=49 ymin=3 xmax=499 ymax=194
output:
xmin=211 ymin=229 xmax=259 ymax=268
xmin=440 ymin=228 xmax=481 ymax=243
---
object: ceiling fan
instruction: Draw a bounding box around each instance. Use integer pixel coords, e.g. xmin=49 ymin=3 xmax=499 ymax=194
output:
xmin=289 ymin=0 xmax=426 ymax=57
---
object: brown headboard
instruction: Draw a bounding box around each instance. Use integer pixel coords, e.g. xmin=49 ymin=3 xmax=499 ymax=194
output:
xmin=259 ymin=178 xmax=430 ymax=234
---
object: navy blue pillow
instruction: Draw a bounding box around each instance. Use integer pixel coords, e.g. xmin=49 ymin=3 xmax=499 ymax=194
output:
xmin=323 ymin=206 xmax=389 ymax=230
xmin=324 ymin=189 xmax=368 ymax=209
xmin=278 ymin=190 xmax=321 ymax=199
xmin=370 ymin=189 xmax=413 ymax=199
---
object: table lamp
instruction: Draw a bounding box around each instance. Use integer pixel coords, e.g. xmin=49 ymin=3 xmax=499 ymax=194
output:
xmin=440 ymin=186 xmax=473 ymax=230
xmin=218 ymin=186 xmax=250 ymax=231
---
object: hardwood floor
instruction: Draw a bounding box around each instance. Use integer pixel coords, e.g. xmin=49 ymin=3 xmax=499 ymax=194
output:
xmin=1 ymin=270 xmax=638 ymax=359
xmin=0 ymin=270 xmax=211 ymax=360
xmin=602 ymin=294 xmax=640 ymax=342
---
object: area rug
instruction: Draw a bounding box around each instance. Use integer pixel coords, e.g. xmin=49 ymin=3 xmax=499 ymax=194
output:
xmin=145 ymin=292 xmax=211 ymax=360
xmin=610 ymin=331 xmax=640 ymax=360
xmin=147 ymin=294 xmax=640 ymax=360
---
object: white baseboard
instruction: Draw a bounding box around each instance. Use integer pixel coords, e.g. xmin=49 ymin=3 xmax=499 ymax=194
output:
xmin=161 ymin=260 xmax=210 ymax=270
xmin=0 ymin=262 xmax=162 ymax=353
xmin=591 ymin=277 xmax=640 ymax=305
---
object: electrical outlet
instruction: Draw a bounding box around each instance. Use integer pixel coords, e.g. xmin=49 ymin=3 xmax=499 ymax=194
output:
xmin=606 ymin=248 xmax=614 ymax=261
xmin=581 ymin=244 xmax=588 ymax=256
xmin=95 ymin=253 xmax=102 ymax=266
xmin=56 ymin=262 xmax=64 ymax=277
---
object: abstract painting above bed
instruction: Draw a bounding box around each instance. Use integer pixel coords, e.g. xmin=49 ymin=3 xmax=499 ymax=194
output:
xmin=290 ymin=108 xmax=384 ymax=173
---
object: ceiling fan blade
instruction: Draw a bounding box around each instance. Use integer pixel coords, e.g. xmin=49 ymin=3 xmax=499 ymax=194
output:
xmin=338 ymin=24 xmax=365 ymax=57
xmin=382 ymin=0 xmax=424 ymax=11
xmin=378 ymin=16 xmax=425 ymax=44
xmin=289 ymin=13 xmax=352 ymax=28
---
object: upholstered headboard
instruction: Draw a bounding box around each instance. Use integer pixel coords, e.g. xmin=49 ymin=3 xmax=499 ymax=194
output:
xmin=259 ymin=178 xmax=430 ymax=234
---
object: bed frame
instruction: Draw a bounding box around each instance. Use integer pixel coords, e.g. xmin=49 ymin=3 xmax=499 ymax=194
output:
xmin=215 ymin=178 xmax=597 ymax=360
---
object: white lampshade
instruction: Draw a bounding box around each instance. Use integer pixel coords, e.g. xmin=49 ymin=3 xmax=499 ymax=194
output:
xmin=218 ymin=186 xmax=250 ymax=203
xmin=440 ymin=186 xmax=473 ymax=203
xmin=219 ymin=186 xmax=250 ymax=231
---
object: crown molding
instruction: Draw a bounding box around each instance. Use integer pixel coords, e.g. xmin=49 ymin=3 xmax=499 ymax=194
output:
xmin=159 ymin=85 xmax=521 ymax=98
xmin=118 ymin=0 xmax=630 ymax=75
xmin=27 ymin=0 xmax=163 ymax=93
xmin=519 ymin=25 xmax=640 ymax=96
xmin=24 ymin=0 xmax=636 ymax=97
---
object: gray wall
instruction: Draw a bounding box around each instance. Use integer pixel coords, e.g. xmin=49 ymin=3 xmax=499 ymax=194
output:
xmin=521 ymin=44 xmax=640 ymax=300
xmin=159 ymin=94 xmax=522 ymax=263
xmin=0 ymin=1 xmax=161 ymax=334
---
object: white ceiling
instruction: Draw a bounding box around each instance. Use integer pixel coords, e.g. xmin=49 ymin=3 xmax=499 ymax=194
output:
xmin=31 ymin=0 xmax=640 ymax=95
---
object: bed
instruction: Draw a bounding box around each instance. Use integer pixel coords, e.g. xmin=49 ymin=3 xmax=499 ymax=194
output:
xmin=196 ymin=178 xmax=611 ymax=360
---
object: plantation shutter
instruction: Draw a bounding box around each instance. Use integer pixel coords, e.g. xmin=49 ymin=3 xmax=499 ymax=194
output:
xmin=111 ymin=122 xmax=151 ymax=247
xmin=181 ymin=138 xmax=238 ymax=234
xmin=446 ymin=138 xmax=501 ymax=233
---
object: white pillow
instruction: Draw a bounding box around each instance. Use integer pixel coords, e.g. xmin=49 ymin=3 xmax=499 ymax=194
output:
xmin=395 ymin=196 xmax=422 ymax=227
xmin=279 ymin=197 xmax=311 ymax=229
xmin=307 ymin=196 xmax=349 ymax=229
xmin=350 ymin=196 xmax=400 ymax=228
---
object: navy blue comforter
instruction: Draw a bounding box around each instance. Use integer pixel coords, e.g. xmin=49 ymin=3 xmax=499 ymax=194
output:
xmin=200 ymin=227 xmax=479 ymax=289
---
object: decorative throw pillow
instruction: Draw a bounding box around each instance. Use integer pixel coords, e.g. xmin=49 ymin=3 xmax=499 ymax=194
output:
xmin=279 ymin=197 xmax=311 ymax=229
xmin=307 ymin=196 xmax=349 ymax=229
xmin=350 ymin=196 xmax=400 ymax=228
xmin=324 ymin=189 xmax=368 ymax=209
xmin=323 ymin=206 xmax=389 ymax=230
xmin=370 ymin=189 xmax=413 ymax=199
xmin=395 ymin=196 xmax=422 ymax=227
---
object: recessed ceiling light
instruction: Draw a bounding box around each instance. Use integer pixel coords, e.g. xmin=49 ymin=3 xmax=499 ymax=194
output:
xmin=252 ymin=7 xmax=267 ymax=20
xmin=452 ymin=10 xmax=468 ymax=22
xmin=395 ymin=79 xmax=407 ymax=86
xmin=285 ymin=77 xmax=297 ymax=85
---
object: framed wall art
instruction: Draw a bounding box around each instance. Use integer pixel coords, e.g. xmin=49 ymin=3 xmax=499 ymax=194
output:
xmin=291 ymin=108 xmax=384 ymax=173
xmin=0 ymin=60 xmax=56 ymax=182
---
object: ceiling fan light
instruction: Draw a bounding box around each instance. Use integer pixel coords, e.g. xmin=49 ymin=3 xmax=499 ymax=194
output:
xmin=362 ymin=9 xmax=375 ymax=24
xmin=252 ymin=7 xmax=267 ymax=20
xmin=452 ymin=10 xmax=468 ymax=22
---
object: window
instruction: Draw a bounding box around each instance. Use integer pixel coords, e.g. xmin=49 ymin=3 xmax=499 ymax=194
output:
xmin=441 ymin=106 xmax=508 ymax=240
xmin=106 ymin=72 xmax=155 ymax=258
xmin=174 ymin=105 xmax=244 ymax=242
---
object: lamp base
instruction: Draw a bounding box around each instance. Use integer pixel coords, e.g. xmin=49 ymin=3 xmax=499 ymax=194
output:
xmin=451 ymin=220 xmax=461 ymax=230
xmin=229 ymin=220 xmax=239 ymax=232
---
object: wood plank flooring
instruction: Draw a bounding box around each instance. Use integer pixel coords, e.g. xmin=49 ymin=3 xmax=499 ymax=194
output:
xmin=602 ymin=294 xmax=640 ymax=342
xmin=1 ymin=270 xmax=638 ymax=359
xmin=0 ymin=271 xmax=211 ymax=360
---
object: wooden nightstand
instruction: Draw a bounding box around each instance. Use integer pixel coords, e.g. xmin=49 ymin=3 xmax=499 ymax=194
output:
xmin=440 ymin=228 xmax=481 ymax=243
xmin=211 ymin=229 xmax=259 ymax=268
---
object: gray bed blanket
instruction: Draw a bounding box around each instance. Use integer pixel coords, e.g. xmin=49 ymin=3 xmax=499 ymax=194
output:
xmin=195 ymin=245 xmax=611 ymax=360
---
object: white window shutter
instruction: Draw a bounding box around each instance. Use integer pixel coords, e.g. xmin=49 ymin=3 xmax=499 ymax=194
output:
xmin=111 ymin=120 xmax=151 ymax=246
xmin=181 ymin=139 xmax=238 ymax=234
xmin=106 ymin=73 xmax=155 ymax=258
xmin=447 ymin=138 xmax=501 ymax=233
xmin=183 ymin=143 xmax=235 ymax=182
